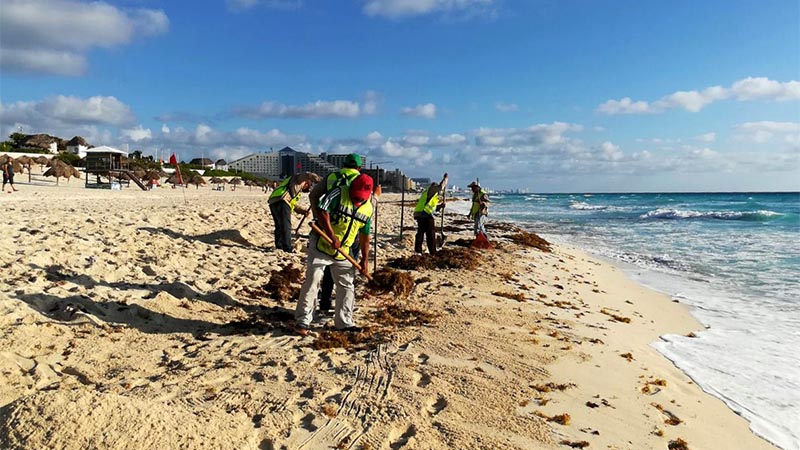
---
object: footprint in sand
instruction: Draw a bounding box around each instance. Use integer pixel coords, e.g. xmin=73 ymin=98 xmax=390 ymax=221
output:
xmin=389 ymin=424 xmax=417 ymax=449
xmin=426 ymin=395 xmax=447 ymax=416
xmin=284 ymin=368 xmax=296 ymax=382
xmin=416 ymin=353 xmax=430 ymax=365
xmin=413 ymin=371 xmax=432 ymax=388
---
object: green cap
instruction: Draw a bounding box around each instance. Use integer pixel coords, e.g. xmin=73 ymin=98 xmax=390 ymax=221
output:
xmin=344 ymin=153 xmax=362 ymax=168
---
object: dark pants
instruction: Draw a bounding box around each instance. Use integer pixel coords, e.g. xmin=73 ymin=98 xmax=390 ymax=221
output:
xmin=415 ymin=215 xmax=437 ymax=254
xmin=269 ymin=201 xmax=292 ymax=251
xmin=319 ymin=242 xmax=361 ymax=311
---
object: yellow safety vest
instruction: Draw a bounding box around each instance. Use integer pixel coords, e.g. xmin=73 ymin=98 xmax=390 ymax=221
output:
xmin=470 ymin=189 xmax=487 ymax=219
xmin=269 ymin=176 xmax=301 ymax=212
xmin=317 ymin=188 xmax=373 ymax=260
xmin=414 ymin=187 xmax=439 ymax=216
xmin=327 ymin=168 xmax=360 ymax=190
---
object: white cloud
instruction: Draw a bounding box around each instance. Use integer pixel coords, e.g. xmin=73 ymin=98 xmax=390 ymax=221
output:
xmin=0 ymin=95 xmax=136 ymax=133
xmin=495 ymin=102 xmax=519 ymax=112
xmin=161 ymin=124 xmax=170 ymax=134
xmin=433 ymin=133 xmax=466 ymax=145
xmin=363 ymin=0 xmax=495 ymax=19
xmin=474 ymin=122 xmax=583 ymax=147
xmin=597 ymin=77 xmax=799 ymax=115
xmin=225 ymin=0 xmax=302 ymax=12
xmin=365 ymin=131 xmax=384 ymax=144
xmin=731 ymin=77 xmax=800 ymax=101
xmin=735 ymin=121 xmax=800 ymax=143
xmin=0 ymin=0 xmax=168 ymax=76
xmin=377 ymin=139 xmax=432 ymax=166
xmin=694 ymin=132 xmax=716 ymax=142
xmin=401 ymin=103 xmax=437 ymax=119
xmin=236 ymin=92 xmax=379 ymax=119
xmin=596 ymin=97 xmax=654 ymax=115
xmin=599 ymin=141 xmax=623 ymax=161
xmin=653 ymin=86 xmax=729 ymax=112
xmin=121 ymin=125 xmax=152 ymax=142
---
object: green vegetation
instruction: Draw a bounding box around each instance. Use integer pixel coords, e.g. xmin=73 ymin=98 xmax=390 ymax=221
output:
xmin=53 ymin=152 xmax=82 ymax=166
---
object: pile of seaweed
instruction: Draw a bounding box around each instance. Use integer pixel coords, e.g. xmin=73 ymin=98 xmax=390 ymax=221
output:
xmin=450 ymin=238 xmax=473 ymax=247
xmin=367 ymin=268 xmax=415 ymax=298
xmin=509 ymin=230 xmax=552 ymax=252
xmin=312 ymin=298 xmax=438 ymax=351
xmin=237 ymin=264 xmax=303 ymax=302
xmin=388 ymin=248 xmax=482 ymax=271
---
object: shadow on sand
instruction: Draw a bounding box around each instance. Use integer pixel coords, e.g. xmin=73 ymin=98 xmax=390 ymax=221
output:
xmin=138 ymin=226 xmax=268 ymax=251
xmin=16 ymin=264 xmax=296 ymax=338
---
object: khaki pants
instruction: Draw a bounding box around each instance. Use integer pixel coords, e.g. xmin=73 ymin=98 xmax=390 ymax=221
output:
xmin=295 ymin=234 xmax=357 ymax=329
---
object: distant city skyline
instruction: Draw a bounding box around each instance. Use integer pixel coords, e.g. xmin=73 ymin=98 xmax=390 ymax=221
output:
xmin=1 ymin=0 xmax=798 ymax=192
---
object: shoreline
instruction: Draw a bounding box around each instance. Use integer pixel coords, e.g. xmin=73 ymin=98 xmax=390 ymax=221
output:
xmin=0 ymin=184 xmax=780 ymax=449
xmin=515 ymin=227 xmax=794 ymax=450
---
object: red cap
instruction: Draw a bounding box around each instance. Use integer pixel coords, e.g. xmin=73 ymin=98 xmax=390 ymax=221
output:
xmin=349 ymin=173 xmax=373 ymax=203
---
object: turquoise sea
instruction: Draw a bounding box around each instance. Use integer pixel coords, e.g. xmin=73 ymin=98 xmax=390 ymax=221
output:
xmin=456 ymin=192 xmax=799 ymax=450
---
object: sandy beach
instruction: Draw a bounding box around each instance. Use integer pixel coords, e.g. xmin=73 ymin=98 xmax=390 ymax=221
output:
xmin=0 ymin=182 xmax=778 ymax=450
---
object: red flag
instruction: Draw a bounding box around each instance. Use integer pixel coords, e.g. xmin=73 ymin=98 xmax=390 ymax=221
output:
xmin=169 ymin=154 xmax=183 ymax=185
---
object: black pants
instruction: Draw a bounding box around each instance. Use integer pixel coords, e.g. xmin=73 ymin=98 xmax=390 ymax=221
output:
xmin=415 ymin=215 xmax=437 ymax=254
xmin=269 ymin=201 xmax=292 ymax=251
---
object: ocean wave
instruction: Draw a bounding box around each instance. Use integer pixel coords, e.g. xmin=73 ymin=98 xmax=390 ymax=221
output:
xmin=639 ymin=208 xmax=784 ymax=221
xmin=525 ymin=195 xmax=547 ymax=201
xmin=570 ymin=201 xmax=608 ymax=211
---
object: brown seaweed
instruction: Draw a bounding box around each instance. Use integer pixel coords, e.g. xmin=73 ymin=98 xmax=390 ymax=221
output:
xmin=492 ymin=291 xmax=526 ymax=302
xmin=509 ymin=231 xmax=552 ymax=252
xmin=366 ymin=268 xmax=415 ymax=298
xmin=388 ymin=248 xmax=482 ymax=271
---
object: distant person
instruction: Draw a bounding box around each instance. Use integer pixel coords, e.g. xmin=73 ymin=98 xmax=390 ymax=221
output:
xmin=294 ymin=173 xmax=374 ymax=334
xmin=308 ymin=154 xmax=363 ymax=315
xmin=468 ymin=181 xmax=490 ymax=236
xmin=2 ymin=158 xmax=18 ymax=193
xmin=413 ymin=173 xmax=448 ymax=254
xmin=268 ymin=172 xmax=321 ymax=252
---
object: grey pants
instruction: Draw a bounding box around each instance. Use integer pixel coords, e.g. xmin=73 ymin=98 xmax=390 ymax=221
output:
xmin=473 ymin=214 xmax=487 ymax=236
xmin=295 ymin=234 xmax=357 ymax=329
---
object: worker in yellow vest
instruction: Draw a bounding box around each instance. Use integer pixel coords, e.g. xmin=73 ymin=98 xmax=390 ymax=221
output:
xmin=308 ymin=153 xmax=363 ymax=315
xmin=468 ymin=181 xmax=490 ymax=236
xmin=295 ymin=173 xmax=374 ymax=334
xmin=268 ymin=172 xmax=321 ymax=252
xmin=413 ymin=173 xmax=448 ymax=254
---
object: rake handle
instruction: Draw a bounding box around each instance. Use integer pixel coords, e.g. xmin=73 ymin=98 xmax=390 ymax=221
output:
xmin=310 ymin=222 xmax=372 ymax=280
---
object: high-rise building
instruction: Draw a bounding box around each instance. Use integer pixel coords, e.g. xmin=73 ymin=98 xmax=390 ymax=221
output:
xmin=228 ymin=147 xmax=364 ymax=180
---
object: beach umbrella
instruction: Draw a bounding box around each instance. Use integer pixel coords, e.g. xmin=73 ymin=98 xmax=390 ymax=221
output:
xmin=15 ymin=155 xmax=33 ymax=168
xmin=166 ymin=173 xmax=184 ymax=185
xmin=43 ymin=165 xmax=72 ymax=185
xmin=71 ymin=166 xmax=81 ymax=179
xmin=229 ymin=177 xmax=242 ymax=191
xmin=34 ymin=156 xmax=50 ymax=166
xmin=133 ymin=167 xmax=146 ymax=178
xmin=188 ymin=173 xmax=206 ymax=189
xmin=142 ymin=170 xmax=161 ymax=181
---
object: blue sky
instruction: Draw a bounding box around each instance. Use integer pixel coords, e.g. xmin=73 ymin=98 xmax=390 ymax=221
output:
xmin=1 ymin=0 xmax=798 ymax=192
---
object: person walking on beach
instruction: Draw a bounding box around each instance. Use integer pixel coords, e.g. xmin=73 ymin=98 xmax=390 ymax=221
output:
xmin=468 ymin=181 xmax=490 ymax=236
xmin=268 ymin=172 xmax=321 ymax=252
xmin=308 ymin=154 xmax=363 ymax=315
xmin=414 ymin=173 xmax=448 ymax=254
xmin=3 ymin=157 xmax=18 ymax=193
xmin=294 ymin=173 xmax=374 ymax=335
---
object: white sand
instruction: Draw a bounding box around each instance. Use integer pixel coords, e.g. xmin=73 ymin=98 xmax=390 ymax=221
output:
xmin=0 ymin=182 xmax=777 ymax=449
